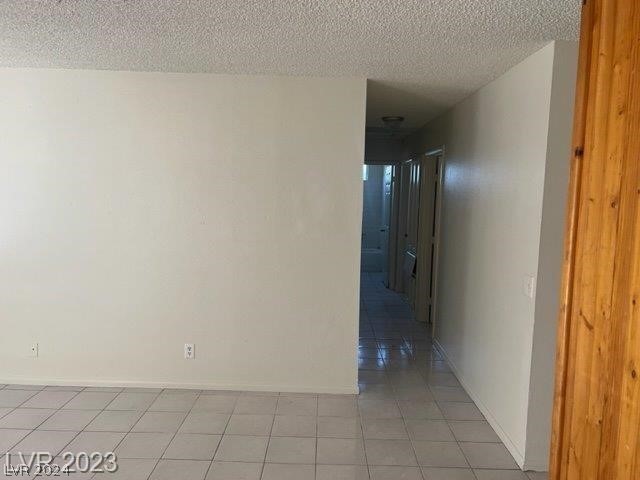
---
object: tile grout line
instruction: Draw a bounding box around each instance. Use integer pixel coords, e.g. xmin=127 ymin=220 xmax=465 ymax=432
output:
xmin=98 ymin=388 xmax=162 ymax=479
xmin=143 ymin=389 xmax=203 ymax=480
xmin=6 ymin=388 xmax=86 ymax=461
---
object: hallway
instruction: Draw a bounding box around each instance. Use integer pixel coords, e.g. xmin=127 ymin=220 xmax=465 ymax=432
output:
xmin=358 ymin=272 xmax=545 ymax=480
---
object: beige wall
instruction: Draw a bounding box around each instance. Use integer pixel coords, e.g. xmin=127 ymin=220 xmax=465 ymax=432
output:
xmin=0 ymin=69 xmax=366 ymax=394
xmin=526 ymin=41 xmax=578 ymax=469
xmin=404 ymin=41 xmax=577 ymax=469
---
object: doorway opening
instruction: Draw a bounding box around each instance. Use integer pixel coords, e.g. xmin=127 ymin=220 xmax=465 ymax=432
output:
xmin=384 ymin=151 xmax=444 ymax=333
xmin=360 ymin=164 xmax=394 ymax=277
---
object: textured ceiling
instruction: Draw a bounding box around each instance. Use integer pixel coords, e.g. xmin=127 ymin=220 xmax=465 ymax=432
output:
xmin=0 ymin=0 xmax=581 ymax=129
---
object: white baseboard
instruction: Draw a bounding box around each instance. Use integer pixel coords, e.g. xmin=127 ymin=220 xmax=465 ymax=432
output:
xmin=523 ymin=462 xmax=548 ymax=472
xmin=0 ymin=376 xmax=359 ymax=395
xmin=433 ymin=339 xmax=526 ymax=469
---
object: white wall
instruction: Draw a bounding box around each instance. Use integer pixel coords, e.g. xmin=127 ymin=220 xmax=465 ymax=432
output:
xmin=0 ymin=69 xmax=366 ymax=394
xmin=404 ymin=41 xmax=577 ymax=469
xmin=526 ymin=41 xmax=578 ymax=469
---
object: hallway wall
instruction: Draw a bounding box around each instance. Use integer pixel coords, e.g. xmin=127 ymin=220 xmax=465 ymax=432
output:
xmin=0 ymin=69 xmax=366 ymax=393
xmin=403 ymin=41 xmax=578 ymax=470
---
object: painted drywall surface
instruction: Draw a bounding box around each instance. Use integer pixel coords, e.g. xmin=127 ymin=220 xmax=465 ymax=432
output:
xmin=364 ymin=135 xmax=403 ymax=164
xmin=0 ymin=69 xmax=366 ymax=393
xmin=404 ymin=42 xmax=576 ymax=467
xmin=525 ymin=41 xmax=578 ymax=470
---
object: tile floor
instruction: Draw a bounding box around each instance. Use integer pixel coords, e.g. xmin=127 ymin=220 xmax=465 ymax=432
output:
xmin=0 ymin=273 xmax=547 ymax=479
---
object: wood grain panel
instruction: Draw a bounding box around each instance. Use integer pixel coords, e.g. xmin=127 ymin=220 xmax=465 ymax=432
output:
xmin=551 ymin=0 xmax=640 ymax=478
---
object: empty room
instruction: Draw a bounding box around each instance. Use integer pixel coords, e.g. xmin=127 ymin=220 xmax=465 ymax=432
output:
xmin=1 ymin=1 xmax=639 ymax=479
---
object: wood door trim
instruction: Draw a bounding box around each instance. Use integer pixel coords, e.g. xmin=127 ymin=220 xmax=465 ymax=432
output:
xmin=550 ymin=0 xmax=640 ymax=477
xmin=549 ymin=0 xmax=594 ymax=475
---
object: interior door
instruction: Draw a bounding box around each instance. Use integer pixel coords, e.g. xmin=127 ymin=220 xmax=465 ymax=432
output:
xmin=380 ymin=166 xmax=393 ymax=285
xmin=394 ymin=164 xmax=411 ymax=293
xmin=415 ymin=155 xmax=441 ymax=325
xmin=388 ymin=165 xmax=401 ymax=290
xmin=404 ymin=160 xmax=421 ymax=309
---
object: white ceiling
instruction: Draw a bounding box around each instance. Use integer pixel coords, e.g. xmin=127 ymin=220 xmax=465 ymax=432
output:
xmin=0 ymin=0 xmax=581 ymax=130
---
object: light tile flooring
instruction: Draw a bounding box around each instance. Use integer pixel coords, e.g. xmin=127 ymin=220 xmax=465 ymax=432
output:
xmin=0 ymin=273 xmax=546 ymax=479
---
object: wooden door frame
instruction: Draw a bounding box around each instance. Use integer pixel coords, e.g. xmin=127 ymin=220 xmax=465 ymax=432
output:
xmin=549 ymin=1 xmax=590 ymax=469
xmin=550 ymin=0 xmax=640 ymax=477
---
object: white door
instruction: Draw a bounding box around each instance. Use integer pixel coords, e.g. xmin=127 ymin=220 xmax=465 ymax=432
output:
xmin=415 ymin=154 xmax=443 ymax=326
xmin=380 ymin=166 xmax=393 ymax=284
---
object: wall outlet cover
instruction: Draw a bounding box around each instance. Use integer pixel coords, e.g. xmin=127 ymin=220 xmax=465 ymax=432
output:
xmin=184 ymin=343 xmax=195 ymax=359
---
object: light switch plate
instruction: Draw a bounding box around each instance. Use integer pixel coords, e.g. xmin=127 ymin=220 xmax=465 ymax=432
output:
xmin=523 ymin=275 xmax=536 ymax=299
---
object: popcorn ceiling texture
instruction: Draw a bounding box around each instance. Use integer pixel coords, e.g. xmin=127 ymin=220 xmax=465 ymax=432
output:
xmin=0 ymin=0 xmax=580 ymax=127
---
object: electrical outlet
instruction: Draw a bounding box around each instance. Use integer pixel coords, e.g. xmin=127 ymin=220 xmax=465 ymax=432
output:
xmin=30 ymin=343 xmax=39 ymax=358
xmin=184 ymin=343 xmax=195 ymax=360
